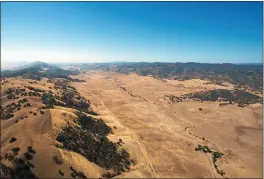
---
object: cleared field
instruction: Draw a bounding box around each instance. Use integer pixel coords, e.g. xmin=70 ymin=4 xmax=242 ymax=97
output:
xmin=73 ymin=71 xmax=262 ymax=178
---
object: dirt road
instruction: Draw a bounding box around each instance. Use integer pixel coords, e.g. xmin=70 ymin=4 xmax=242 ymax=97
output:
xmin=73 ymin=71 xmax=263 ymax=178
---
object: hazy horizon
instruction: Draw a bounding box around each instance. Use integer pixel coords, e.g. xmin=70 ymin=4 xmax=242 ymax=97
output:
xmin=1 ymin=60 xmax=262 ymax=71
xmin=1 ymin=2 xmax=263 ymax=67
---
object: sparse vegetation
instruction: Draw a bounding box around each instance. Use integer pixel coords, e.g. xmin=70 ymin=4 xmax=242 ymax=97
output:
xmin=1 ymin=102 xmax=20 ymax=120
xmin=102 ymin=170 xmax=117 ymax=178
xmin=1 ymin=146 xmax=37 ymax=178
xmin=52 ymin=156 xmax=63 ymax=165
xmin=212 ymin=151 xmax=224 ymax=163
xmin=5 ymin=153 xmax=15 ymax=161
xmin=26 ymin=161 xmax=35 ymax=168
xmin=69 ymin=166 xmax=87 ymax=179
xmin=11 ymin=147 xmax=20 ymax=156
xmin=27 ymin=146 xmax=36 ymax=154
xmin=58 ymin=170 xmax=64 ymax=176
xmin=195 ymin=144 xmax=225 ymax=176
xmin=41 ymin=79 xmax=98 ymax=115
xmin=75 ymin=111 xmax=112 ymax=136
xmin=0 ymin=157 xmax=38 ymax=178
xmin=56 ymin=117 xmax=131 ymax=173
xmin=26 ymin=86 xmax=45 ymax=93
xmin=9 ymin=137 xmax=17 ymax=143
xmin=185 ymin=89 xmax=262 ymax=105
xmin=195 ymin=144 xmax=212 ymax=153
xmin=24 ymin=152 xmax=34 ymax=160
xmin=41 ymin=92 xmax=56 ymax=108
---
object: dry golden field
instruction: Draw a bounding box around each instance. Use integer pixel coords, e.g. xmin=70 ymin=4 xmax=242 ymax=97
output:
xmin=1 ymin=71 xmax=262 ymax=178
xmin=73 ymin=71 xmax=263 ymax=178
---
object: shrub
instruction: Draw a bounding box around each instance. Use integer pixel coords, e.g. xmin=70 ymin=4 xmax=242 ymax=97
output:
xmin=11 ymin=147 xmax=20 ymax=155
xmin=56 ymin=125 xmax=130 ymax=173
xmin=131 ymin=159 xmax=136 ymax=165
xmin=102 ymin=170 xmax=117 ymax=178
xmin=24 ymin=152 xmax=34 ymax=160
xmin=218 ymin=169 xmax=225 ymax=176
xmin=6 ymin=153 xmax=15 ymax=161
xmin=52 ymin=156 xmax=63 ymax=165
xmin=196 ymin=145 xmax=212 ymax=153
xmin=71 ymin=172 xmax=76 ymax=178
xmin=77 ymin=172 xmax=87 ymax=179
xmin=27 ymin=146 xmax=36 ymax=154
xmin=58 ymin=170 xmax=64 ymax=176
xmin=12 ymin=158 xmax=24 ymax=165
xmin=27 ymin=161 xmax=35 ymax=168
xmin=69 ymin=166 xmax=87 ymax=179
xmin=212 ymin=152 xmax=223 ymax=159
xmin=41 ymin=93 xmax=56 ymax=108
xmin=1 ymin=158 xmax=38 ymax=178
xmin=9 ymin=137 xmax=17 ymax=143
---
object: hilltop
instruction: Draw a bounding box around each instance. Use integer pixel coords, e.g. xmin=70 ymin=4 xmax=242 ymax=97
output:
xmin=1 ymin=61 xmax=77 ymax=80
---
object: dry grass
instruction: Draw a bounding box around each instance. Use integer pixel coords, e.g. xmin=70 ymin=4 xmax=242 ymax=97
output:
xmin=1 ymin=73 xmax=262 ymax=178
xmin=72 ymin=71 xmax=262 ymax=178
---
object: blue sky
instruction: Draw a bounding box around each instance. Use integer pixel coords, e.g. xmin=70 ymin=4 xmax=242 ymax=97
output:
xmin=1 ymin=2 xmax=263 ymax=65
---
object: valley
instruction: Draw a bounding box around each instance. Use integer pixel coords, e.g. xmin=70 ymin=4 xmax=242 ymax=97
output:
xmin=2 ymin=2 xmax=263 ymax=178
xmin=73 ymin=71 xmax=262 ymax=178
xmin=0 ymin=63 xmax=262 ymax=178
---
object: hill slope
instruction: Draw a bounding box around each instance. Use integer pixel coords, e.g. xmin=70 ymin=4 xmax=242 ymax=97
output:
xmin=0 ymin=69 xmax=136 ymax=178
xmin=1 ymin=61 xmax=77 ymax=80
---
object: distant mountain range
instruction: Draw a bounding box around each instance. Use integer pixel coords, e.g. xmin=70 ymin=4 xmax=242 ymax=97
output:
xmin=2 ymin=61 xmax=262 ymax=92
xmin=1 ymin=61 xmax=76 ymax=80
xmin=80 ymin=62 xmax=263 ymax=91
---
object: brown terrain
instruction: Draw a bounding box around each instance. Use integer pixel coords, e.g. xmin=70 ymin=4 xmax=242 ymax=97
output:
xmin=1 ymin=71 xmax=263 ymax=178
xmin=74 ymin=71 xmax=262 ymax=178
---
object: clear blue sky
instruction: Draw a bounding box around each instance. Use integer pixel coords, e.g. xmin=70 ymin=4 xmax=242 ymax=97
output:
xmin=1 ymin=2 xmax=263 ymax=64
